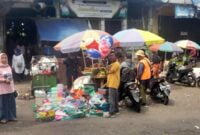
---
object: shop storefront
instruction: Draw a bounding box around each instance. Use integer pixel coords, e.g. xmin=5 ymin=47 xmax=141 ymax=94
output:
xmin=156 ymin=3 xmax=200 ymax=44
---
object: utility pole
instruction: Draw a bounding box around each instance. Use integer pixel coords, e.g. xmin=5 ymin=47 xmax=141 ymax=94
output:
xmin=100 ymin=19 xmax=105 ymax=31
xmin=55 ymin=0 xmax=61 ymax=18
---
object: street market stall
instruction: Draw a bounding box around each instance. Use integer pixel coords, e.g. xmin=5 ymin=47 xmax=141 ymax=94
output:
xmin=30 ymin=56 xmax=58 ymax=95
xmin=32 ymin=30 xmax=117 ymax=122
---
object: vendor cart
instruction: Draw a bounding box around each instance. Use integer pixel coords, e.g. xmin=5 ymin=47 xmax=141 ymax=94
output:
xmin=81 ymin=67 xmax=107 ymax=88
xmin=30 ymin=56 xmax=58 ymax=95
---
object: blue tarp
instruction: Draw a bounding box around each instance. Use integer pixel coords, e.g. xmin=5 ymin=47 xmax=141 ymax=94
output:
xmin=36 ymin=19 xmax=89 ymax=41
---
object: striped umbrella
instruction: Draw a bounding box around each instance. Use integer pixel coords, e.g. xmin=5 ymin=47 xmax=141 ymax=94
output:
xmin=150 ymin=42 xmax=183 ymax=52
xmin=113 ymin=28 xmax=165 ymax=48
xmin=54 ymin=30 xmax=119 ymax=53
xmin=175 ymin=40 xmax=200 ymax=50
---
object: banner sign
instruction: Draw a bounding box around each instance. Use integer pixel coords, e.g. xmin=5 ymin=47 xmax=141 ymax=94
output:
xmin=175 ymin=5 xmax=195 ymax=18
xmin=60 ymin=0 xmax=127 ymax=18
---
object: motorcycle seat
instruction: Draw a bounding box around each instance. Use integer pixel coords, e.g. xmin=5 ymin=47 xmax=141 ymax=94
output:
xmin=124 ymin=82 xmax=138 ymax=89
xmin=178 ymin=68 xmax=192 ymax=73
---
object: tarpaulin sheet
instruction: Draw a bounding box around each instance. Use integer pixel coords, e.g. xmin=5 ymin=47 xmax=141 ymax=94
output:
xmin=36 ymin=19 xmax=89 ymax=41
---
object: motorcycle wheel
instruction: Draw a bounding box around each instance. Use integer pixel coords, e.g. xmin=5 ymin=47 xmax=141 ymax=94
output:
xmin=163 ymin=96 xmax=169 ymax=105
xmin=124 ymin=97 xmax=132 ymax=107
xmin=188 ymin=76 xmax=196 ymax=87
xmin=133 ymin=101 xmax=141 ymax=113
xmin=124 ymin=97 xmax=141 ymax=113
xmin=166 ymin=75 xmax=175 ymax=84
xmin=197 ymin=79 xmax=200 ymax=87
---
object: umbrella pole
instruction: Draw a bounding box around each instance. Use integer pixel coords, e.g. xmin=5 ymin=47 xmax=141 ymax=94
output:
xmin=163 ymin=52 xmax=167 ymax=72
xmin=82 ymin=50 xmax=86 ymax=68
xmin=92 ymin=58 xmax=94 ymax=67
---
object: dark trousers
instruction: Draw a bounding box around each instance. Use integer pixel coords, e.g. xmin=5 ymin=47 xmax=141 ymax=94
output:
xmin=118 ymin=82 xmax=125 ymax=102
xmin=139 ymin=79 xmax=150 ymax=104
xmin=13 ymin=71 xmax=24 ymax=82
xmin=108 ymin=88 xmax=119 ymax=114
xmin=66 ymin=72 xmax=78 ymax=89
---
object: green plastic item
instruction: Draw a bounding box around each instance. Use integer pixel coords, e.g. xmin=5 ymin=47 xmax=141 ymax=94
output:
xmin=50 ymin=87 xmax=58 ymax=92
xmin=84 ymin=84 xmax=96 ymax=96
xmin=32 ymin=74 xmax=57 ymax=90
xmin=32 ymin=104 xmax=37 ymax=112
xmin=70 ymin=111 xmax=85 ymax=119
xmin=89 ymin=110 xmax=103 ymax=117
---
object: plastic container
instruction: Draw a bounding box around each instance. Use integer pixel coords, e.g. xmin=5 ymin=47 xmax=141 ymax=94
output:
xmin=89 ymin=110 xmax=103 ymax=117
xmin=95 ymin=103 xmax=109 ymax=112
xmin=34 ymin=90 xmax=47 ymax=105
xmin=34 ymin=90 xmax=46 ymax=98
xmin=98 ymin=88 xmax=107 ymax=95
xmin=50 ymin=87 xmax=57 ymax=92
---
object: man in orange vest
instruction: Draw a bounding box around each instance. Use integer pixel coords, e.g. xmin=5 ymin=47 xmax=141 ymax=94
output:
xmin=135 ymin=50 xmax=151 ymax=105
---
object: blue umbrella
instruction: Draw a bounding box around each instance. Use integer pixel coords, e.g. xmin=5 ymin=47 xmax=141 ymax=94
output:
xmin=159 ymin=42 xmax=183 ymax=52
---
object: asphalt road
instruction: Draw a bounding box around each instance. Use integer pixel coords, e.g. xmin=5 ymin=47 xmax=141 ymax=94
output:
xmin=1 ymin=83 xmax=200 ymax=135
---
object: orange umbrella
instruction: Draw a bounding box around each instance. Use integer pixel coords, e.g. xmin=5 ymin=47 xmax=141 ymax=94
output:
xmin=149 ymin=44 xmax=161 ymax=52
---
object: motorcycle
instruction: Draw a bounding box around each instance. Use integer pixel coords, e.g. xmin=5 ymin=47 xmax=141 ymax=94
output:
xmin=196 ymin=76 xmax=200 ymax=87
xmin=150 ymin=77 xmax=171 ymax=105
xmin=119 ymin=67 xmax=141 ymax=112
xmin=192 ymin=67 xmax=200 ymax=87
xmin=122 ymin=81 xmax=141 ymax=112
xmin=166 ymin=62 xmax=196 ymax=87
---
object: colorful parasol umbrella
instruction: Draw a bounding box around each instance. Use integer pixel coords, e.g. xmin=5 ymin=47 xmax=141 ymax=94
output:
xmin=149 ymin=42 xmax=183 ymax=52
xmin=54 ymin=30 xmax=119 ymax=58
xmin=175 ymin=40 xmax=200 ymax=50
xmin=113 ymin=28 xmax=165 ymax=48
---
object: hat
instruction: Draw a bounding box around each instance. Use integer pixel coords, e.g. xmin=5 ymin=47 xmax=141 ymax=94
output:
xmin=135 ymin=50 xmax=145 ymax=57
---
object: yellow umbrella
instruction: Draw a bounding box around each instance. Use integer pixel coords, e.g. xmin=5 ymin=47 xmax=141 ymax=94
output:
xmin=114 ymin=28 xmax=165 ymax=48
xmin=137 ymin=30 xmax=165 ymax=46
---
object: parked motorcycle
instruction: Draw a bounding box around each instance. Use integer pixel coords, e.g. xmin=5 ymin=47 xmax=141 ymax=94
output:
xmin=122 ymin=81 xmax=141 ymax=112
xmin=166 ymin=62 xmax=196 ymax=87
xmin=150 ymin=77 xmax=171 ymax=105
xmin=196 ymin=77 xmax=200 ymax=87
xmin=119 ymin=67 xmax=141 ymax=112
xmin=192 ymin=67 xmax=200 ymax=87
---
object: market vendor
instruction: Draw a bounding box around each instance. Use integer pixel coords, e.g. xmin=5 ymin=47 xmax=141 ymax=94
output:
xmin=64 ymin=54 xmax=79 ymax=89
xmin=106 ymin=53 xmax=120 ymax=118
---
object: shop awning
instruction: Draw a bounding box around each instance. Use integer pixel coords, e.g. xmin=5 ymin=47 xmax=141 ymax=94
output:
xmin=36 ymin=19 xmax=89 ymax=41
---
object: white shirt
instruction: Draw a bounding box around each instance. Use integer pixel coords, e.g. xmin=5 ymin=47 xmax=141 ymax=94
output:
xmin=12 ymin=54 xmax=25 ymax=74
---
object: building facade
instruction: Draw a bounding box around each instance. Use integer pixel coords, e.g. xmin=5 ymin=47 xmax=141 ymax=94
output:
xmin=1 ymin=0 xmax=200 ymax=53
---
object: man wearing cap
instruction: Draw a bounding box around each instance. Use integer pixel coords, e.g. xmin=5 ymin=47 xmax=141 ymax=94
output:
xmin=135 ymin=50 xmax=151 ymax=105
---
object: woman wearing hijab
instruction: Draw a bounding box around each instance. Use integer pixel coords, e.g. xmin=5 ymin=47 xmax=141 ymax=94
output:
xmin=12 ymin=48 xmax=25 ymax=82
xmin=0 ymin=53 xmax=17 ymax=124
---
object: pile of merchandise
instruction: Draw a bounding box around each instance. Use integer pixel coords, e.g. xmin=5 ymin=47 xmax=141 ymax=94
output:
xmin=82 ymin=67 xmax=107 ymax=78
xmin=33 ymin=83 xmax=109 ymax=122
xmin=31 ymin=56 xmax=58 ymax=76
